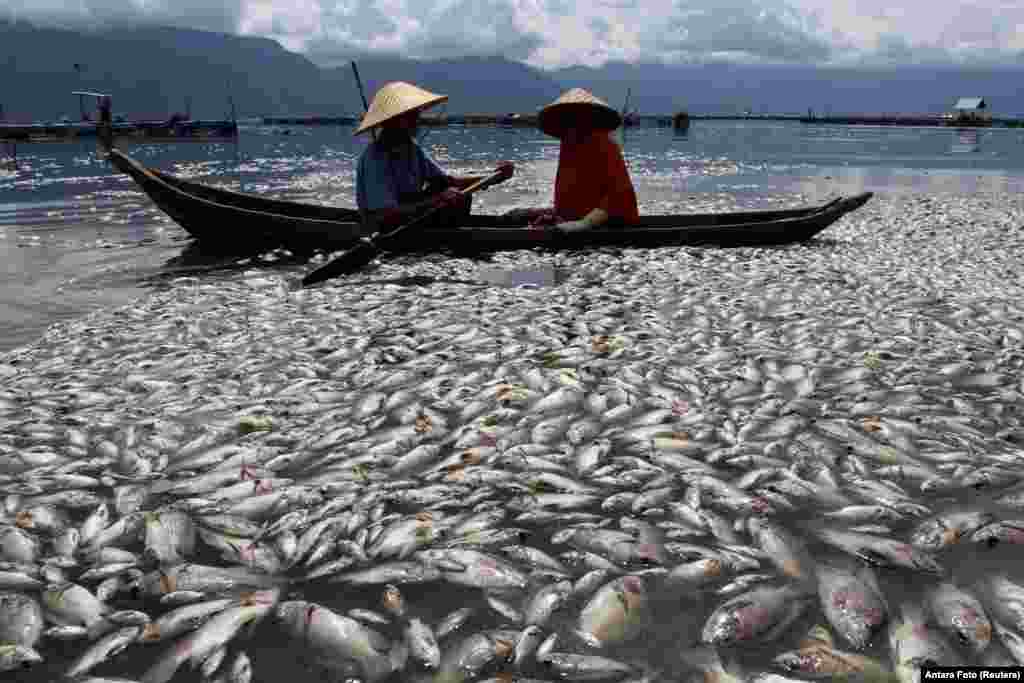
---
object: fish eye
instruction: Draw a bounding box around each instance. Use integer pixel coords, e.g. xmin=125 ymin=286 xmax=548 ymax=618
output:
xmin=958 ymin=632 xmax=971 ymax=645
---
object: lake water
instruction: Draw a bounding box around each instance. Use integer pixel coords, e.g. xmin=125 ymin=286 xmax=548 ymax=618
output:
xmin=2 ymin=121 xmax=1024 ymax=351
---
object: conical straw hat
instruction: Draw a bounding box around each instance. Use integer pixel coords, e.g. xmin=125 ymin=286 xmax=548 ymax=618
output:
xmin=355 ymin=82 xmax=448 ymax=135
xmin=537 ymin=88 xmax=622 ymax=139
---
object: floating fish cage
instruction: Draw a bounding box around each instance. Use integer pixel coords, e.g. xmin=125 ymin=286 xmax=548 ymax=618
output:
xmin=0 ymin=120 xmax=238 ymax=143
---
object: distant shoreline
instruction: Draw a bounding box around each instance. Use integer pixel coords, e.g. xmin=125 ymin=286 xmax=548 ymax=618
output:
xmin=3 ymin=113 xmax=1021 ymax=143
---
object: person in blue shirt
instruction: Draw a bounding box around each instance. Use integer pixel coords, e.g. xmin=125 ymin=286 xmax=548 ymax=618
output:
xmin=355 ymin=81 xmax=514 ymax=232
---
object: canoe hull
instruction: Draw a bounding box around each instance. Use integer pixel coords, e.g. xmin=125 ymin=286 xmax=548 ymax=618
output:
xmin=394 ymin=193 xmax=870 ymax=253
xmin=107 ymin=148 xmax=365 ymax=251
xmin=105 ymin=147 xmax=872 ymax=254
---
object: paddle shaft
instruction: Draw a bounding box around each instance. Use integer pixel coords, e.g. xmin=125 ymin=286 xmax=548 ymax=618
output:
xmin=376 ymin=170 xmax=502 ymax=241
xmin=351 ymin=62 xmax=376 ymax=142
xmin=301 ymin=169 xmax=504 ymax=286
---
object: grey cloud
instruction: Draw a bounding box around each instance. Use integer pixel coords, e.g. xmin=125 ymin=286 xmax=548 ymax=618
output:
xmin=0 ymin=0 xmax=243 ymax=33
xmin=319 ymin=0 xmax=397 ymax=39
xmin=588 ymin=16 xmax=611 ymax=41
xmin=3 ymin=0 xmax=1024 ymax=68
xmin=648 ymin=0 xmax=831 ymax=63
xmin=407 ymin=0 xmax=545 ymax=60
xmin=544 ymin=0 xmax=573 ymax=16
xmin=875 ymin=34 xmax=914 ymax=61
xmin=303 ymin=0 xmax=544 ymax=64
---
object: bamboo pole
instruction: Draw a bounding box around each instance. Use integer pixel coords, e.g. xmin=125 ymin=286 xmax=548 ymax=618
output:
xmin=351 ymin=62 xmax=376 ymax=142
xmin=228 ymin=84 xmax=242 ymax=192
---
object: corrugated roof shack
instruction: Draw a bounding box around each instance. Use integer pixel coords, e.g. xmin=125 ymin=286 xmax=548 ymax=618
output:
xmin=948 ymin=97 xmax=992 ymax=126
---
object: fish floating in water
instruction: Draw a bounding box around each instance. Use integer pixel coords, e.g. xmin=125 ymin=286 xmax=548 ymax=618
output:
xmin=2 ymin=193 xmax=1024 ymax=682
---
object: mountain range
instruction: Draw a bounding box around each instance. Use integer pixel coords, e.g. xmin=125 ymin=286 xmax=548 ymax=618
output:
xmin=2 ymin=20 xmax=1024 ymax=122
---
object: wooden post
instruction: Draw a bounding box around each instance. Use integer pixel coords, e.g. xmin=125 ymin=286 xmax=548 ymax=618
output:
xmin=351 ymin=62 xmax=376 ymax=142
xmin=228 ymin=85 xmax=242 ymax=192
xmin=98 ymin=95 xmax=113 ymax=152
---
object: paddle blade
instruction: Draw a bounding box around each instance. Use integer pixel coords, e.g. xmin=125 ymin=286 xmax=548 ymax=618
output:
xmin=301 ymin=240 xmax=380 ymax=286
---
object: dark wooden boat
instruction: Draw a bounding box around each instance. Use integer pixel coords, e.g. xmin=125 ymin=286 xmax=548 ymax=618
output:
xmin=106 ymin=147 xmax=364 ymax=250
xmin=105 ymin=146 xmax=872 ymax=253
xmin=385 ymin=192 xmax=872 ymax=252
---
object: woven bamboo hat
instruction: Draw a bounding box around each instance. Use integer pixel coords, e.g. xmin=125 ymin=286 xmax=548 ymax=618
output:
xmin=537 ymin=88 xmax=622 ymax=139
xmin=355 ymin=82 xmax=448 ymax=135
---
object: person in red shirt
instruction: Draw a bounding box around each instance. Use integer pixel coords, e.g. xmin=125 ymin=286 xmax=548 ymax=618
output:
xmin=508 ymin=88 xmax=639 ymax=233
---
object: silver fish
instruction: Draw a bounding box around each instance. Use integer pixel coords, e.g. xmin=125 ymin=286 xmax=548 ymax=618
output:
xmin=925 ymin=582 xmax=992 ymax=654
xmin=816 ymin=563 xmax=888 ymax=650
xmin=702 ymin=584 xmax=813 ymax=646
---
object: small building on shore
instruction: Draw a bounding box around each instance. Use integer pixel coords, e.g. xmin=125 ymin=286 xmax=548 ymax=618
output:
xmin=949 ymin=97 xmax=991 ymax=125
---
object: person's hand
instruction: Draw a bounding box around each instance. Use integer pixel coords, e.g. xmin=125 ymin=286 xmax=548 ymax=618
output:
xmin=496 ymin=161 xmax=515 ymax=182
xmin=553 ymin=220 xmax=590 ymax=233
xmin=528 ymin=211 xmax=560 ymax=228
xmin=431 ymin=188 xmax=463 ymax=210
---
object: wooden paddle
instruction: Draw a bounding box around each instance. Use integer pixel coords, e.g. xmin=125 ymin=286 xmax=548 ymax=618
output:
xmin=301 ymin=169 xmax=505 ymax=287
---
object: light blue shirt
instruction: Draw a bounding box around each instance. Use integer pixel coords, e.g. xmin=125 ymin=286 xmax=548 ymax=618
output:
xmin=356 ymin=137 xmax=447 ymax=212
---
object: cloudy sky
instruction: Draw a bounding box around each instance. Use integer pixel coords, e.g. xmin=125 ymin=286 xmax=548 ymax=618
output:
xmin=2 ymin=0 xmax=1022 ymax=69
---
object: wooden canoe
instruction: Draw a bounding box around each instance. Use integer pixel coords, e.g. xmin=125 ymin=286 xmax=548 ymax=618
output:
xmin=105 ymin=146 xmax=872 ymax=253
xmin=386 ymin=192 xmax=872 ymax=252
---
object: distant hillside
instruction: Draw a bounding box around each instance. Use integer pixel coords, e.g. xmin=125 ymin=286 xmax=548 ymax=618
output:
xmin=2 ymin=21 xmax=1024 ymax=121
xmin=0 ymin=21 xmax=561 ymax=121
xmin=324 ymin=56 xmax=563 ymax=115
xmin=0 ymin=21 xmax=347 ymax=121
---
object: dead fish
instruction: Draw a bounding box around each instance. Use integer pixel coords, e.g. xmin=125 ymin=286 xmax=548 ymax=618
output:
xmin=910 ymin=510 xmax=996 ymax=551
xmin=701 ymin=584 xmax=813 ymax=646
xmin=748 ymin=518 xmax=815 ymax=583
xmin=925 ymin=582 xmax=992 ymax=654
xmin=816 ymin=563 xmax=888 ymax=650
xmin=980 ymin=575 xmax=1024 ymax=635
xmin=773 ymin=625 xmax=896 ymax=680
xmin=889 ymin=603 xmax=961 ymax=683
xmin=64 ymin=625 xmax=141 ymax=678
xmin=0 ymin=643 xmax=43 ymax=672
xmin=539 ymin=651 xmax=635 ymax=681
xmin=815 ymin=528 xmax=944 ymax=574
xmin=0 ymin=591 xmax=44 ymax=647
xmin=972 ymin=520 xmax=1024 ymax=547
